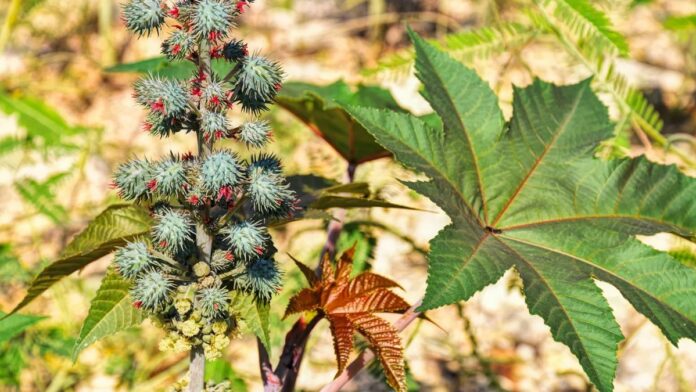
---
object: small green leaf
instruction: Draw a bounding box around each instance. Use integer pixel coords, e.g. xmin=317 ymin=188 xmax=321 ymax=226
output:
xmin=0 ymin=312 xmax=45 ymax=343
xmin=5 ymin=205 xmax=151 ymax=317
xmin=229 ymin=292 xmax=271 ymax=354
xmin=106 ymin=57 xmax=234 ymax=79
xmin=0 ymin=93 xmax=81 ymax=149
xmin=277 ymin=81 xmax=407 ymax=163
xmin=72 ymin=269 xmax=144 ymax=361
xmin=14 ymin=174 xmax=69 ymax=224
xmin=205 ymin=359 xmax=248 ymax=391
xmin=664 ymin=14 xmax=696 ymax=31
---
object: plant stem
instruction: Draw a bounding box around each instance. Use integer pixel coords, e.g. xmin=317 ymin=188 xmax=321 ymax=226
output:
xmin=189 ymin=38 xmax=214 ymax=392
xmin=189 ymin=346 xmax=206 ymax=392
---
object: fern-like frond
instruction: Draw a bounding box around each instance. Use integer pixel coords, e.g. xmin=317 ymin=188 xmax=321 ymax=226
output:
xmin=364 ymin=22 xmax=534 ymax=80
xmin=539 ymin=0 xmax=629 ymax=56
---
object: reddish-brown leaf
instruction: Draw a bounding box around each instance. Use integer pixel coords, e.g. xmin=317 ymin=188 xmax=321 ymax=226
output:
xmin=327 ymin=315 xmax=355 ymax=375
xmin=286 ymin=248 xmax=409 ymax=391
xmin=347 ymin=313 xmax=406 ymax=392
xmin=335 ymin=245 xmax=356 ymax=282
xmin=320 ymin=252 xmax=334 ymax=282
xmin=328 ymin=290 xmax=410 ymax=314
xmin=283 ymin=288 xmax=320 ymax=319
xmin=343 ymin=272 xmax=402 ymax=299
xmin=288 ymin=254 xmax=319 ymax=287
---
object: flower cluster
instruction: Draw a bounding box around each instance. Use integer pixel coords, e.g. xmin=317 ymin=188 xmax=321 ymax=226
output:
xmin=113 ymin=0 xmax=296 ymax=367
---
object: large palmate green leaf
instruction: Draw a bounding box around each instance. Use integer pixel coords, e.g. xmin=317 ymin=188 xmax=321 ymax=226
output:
xmin=347 ymin=31 xmax=696 ymax=392
xmin=72 ymin=269 xmax=143 ymax=360
xmin=5 ymin=205 xmax=151 ymax=317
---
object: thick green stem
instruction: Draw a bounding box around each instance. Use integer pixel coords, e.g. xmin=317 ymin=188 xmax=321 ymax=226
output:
xmin=189 ymin=38 xmax=214 ymax=392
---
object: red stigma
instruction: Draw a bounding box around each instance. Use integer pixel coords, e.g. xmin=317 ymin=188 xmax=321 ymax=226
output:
xmin=214 ymin=303 xmax=219 ymax=310
xmin=255 ymin=246 xmax=264 ymax=255
xmin=151 ymin=99 xmax=166 ymax=114
xmin=108 ymin=181 xmax=119 ymax=190
xmin=274 ymin=83 xmax=282 ymax=92
xmin=188 ymin=195 xmax=200 ymax=205
xmin=191 ymin=87 xmax=202 ymax=97
xmin=143 ymin=122 xmax=153 ymax=132
xmin=211 ymin=96 xmax=221 ymax=106
xmin=208 ymin=31 xmax=221 ymax=42
xmin=225 ymin=252 xmax=234 ymax=261
xmin=217 ymin=185 xmax=233 ymax=201
xmin=168 ymin=7 xmax=179 ymax=18
xmin=211 ymin=46 xmax=223 ymax=59
xmin=214 ymin=130 xmax=225 ymax=140
xmin=172 ymin=44 xmax=182 ymax=55
xmin=159 ymin=240 xmax=168 ymax=248
xmin=133 ymin=301 xmax=143 ymax=309
xmin=236 ymin=1 xmax=248 ymax=13
xmin=147 ymin=179 xmax=158 ymax=191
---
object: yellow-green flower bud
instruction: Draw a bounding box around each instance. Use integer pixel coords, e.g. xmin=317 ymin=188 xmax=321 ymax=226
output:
xmin=173 ymin=336 xmax=192 ymax=353
xmin=180 ymin=319 xmax=201 ymax=337
xmin=212 ymin=321 xmax=228 ymax=335
xmin=175 ymin=298 xmax=192 ymax=315
xmin=193 ymin=262 xmax=211 ymax=277
xmin=213 ymin=334 xmax=230 ymax=351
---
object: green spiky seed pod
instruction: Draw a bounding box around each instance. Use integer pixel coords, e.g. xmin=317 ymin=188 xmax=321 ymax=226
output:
xmin=196 ymin=285 xmax=230 ymax=318
xmin=233 ymin=55 xmax=283 ymax=114
xmin=122 ymin=0 xmax=165 ymax=37
xmin=201 ymin=78 xmax=231 ymax=110
xmin=115 ymin=242 xmax=159 ymax=280
xmin=222 ymin=220 xmax=269 ymax=261
xmin=246 ymin=169 xmax=295 ymax=216
xmin=191 ymin=0 xmax=235 ymax=40
xmin=211 ymin=249 xmax=234 ymax=272
xmin=200 ymin=110 xmax=230 ymax=141
xmin=201 ymin=150 xmax=243 ymax=194
xmin=144 ymin=112 xmax=185 ymax=138
xmin=248 ymin=153 xmax=282 ymax=175
xmin=134 ymin=76 xmax=189 ymax=117
xmin=222 ymin=39 xmax=248 ymax=62
xmin=236 ymin=258 xmax=282 ymax=302
xmin=239 ymin=121 xmax=271 ymax=148
xmin=131 ymin=270 xmax=173 ymax=311
xmin=113 ymin=158 xmax=153 ymax=201
xmin=152 ymin=157 xmax=188 ymax=196
xmin=162 ymin=29 xmax=196 ymax=60
xmin=152 ymin=209 xmax=194 ymax=253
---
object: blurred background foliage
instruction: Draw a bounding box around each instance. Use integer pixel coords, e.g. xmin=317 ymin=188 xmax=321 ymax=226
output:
xmin=0 ymin=0 xmax=695 ymax=391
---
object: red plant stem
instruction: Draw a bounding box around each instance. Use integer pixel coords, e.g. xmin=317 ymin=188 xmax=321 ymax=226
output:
xmin=319 ymin=298 xmax=423 ymax=392
xmin=258 ymin=162 xmax=357 ymax=391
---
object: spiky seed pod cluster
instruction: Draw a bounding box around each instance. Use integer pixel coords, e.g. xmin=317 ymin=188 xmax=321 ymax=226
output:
xmin=234 ymin=55 xmax=284 ymax=113
xmin=114 ymin=242 xmax=159 ymax=280
xmin=113 ymin=158 xmax=152 ymax=201
xmin=115 ymin=0 xmax=294 ymax=373
xmin=239 ymin=120 xmax=272 ymax=148
xmin=122 ymin=0 xmax=165 ymax=36
xmin=223 ymin=220 xmax=269 ymax=261
xmin=152 ymin=208 xmax=195 ymax=253
xmin=235 ymin=258 xmax=282 ymax=302
xmin=223 ymin=39 xmax=248 ymax=62
xmin=162 ymin=29 xmax=196 ymax=60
